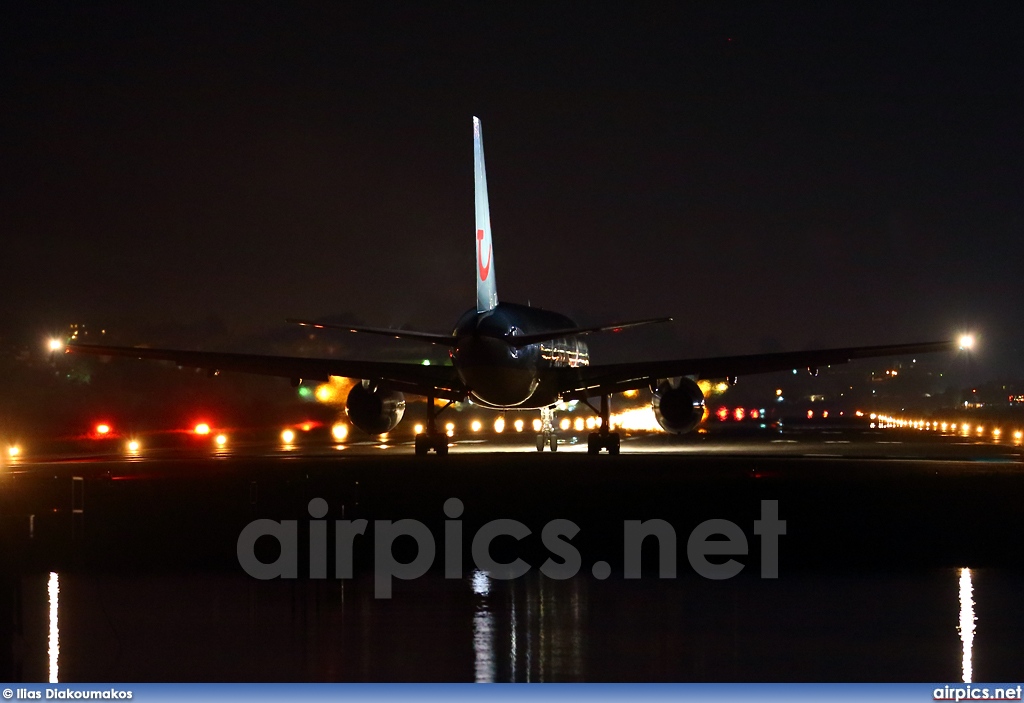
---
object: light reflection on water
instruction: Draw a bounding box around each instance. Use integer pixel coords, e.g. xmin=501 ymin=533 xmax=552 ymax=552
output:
xmin=47 ymin=572 xmax=59 ymax=684
xmin=959 ymin=567 xmax=976 ymax=684
xmin=8 ymin=568 xmax=1022 ymax=681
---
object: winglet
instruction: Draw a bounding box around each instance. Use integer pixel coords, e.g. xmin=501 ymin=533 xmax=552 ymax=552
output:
xmin=474 ymin=116 xmax=498 ymax=312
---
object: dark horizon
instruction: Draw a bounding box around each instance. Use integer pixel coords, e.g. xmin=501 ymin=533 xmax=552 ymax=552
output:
xmin=2 ymin=4 xmax=1022 ymax=373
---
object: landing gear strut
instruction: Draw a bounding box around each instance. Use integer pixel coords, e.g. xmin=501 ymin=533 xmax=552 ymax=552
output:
xmin=536 ymin=406 xmax=558 ymax=452
xmin=586 ymin=394 xmax=620 ymax=455
xmin=415 ymin=394 xmax=452 ymax=456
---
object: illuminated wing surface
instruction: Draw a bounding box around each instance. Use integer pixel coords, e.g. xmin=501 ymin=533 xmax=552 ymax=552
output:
xmin=66 ymin=344 xmax=468 ymax=399
xmin=552 ymin=340 xmax=959 ymax=399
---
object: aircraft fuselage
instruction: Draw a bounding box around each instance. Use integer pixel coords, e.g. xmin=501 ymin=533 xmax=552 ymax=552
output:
xmin=451 ymin=302 xmax=589 ymax=408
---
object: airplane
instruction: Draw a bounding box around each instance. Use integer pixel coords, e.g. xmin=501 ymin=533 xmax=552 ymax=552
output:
xmin=67 ymin=117 xmax=964 ymax=455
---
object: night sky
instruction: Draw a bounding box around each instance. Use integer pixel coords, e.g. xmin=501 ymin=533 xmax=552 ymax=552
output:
xmin=3 ymin=4 xmax=1022 ymax=372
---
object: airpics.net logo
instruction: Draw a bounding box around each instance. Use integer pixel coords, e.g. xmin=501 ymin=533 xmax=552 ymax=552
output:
xmin=236 ymin=498 xmax=786 ymax=598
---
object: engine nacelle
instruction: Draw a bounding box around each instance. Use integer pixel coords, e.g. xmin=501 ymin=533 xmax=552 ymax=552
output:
xmin=652 ymin=377 xmax=706 ymax=434
xmin=346 ymin=383 xmax=406 ymax=435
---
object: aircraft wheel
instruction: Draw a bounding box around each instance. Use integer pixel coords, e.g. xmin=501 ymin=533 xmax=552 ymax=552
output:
xmin=414 ymin=434 xmax=428 ymax=456
xmin=536 ymin=435 xmax=545 ymax=452
xmin=435 ymin=437 xmax=449 ymax=456
xmin=549 ymin=435 xmax=558 ymax=452
xmin=587 ymin=433 xmax=600 ymax=455
xmin=608 ymin=433 xmax=621 ymax=455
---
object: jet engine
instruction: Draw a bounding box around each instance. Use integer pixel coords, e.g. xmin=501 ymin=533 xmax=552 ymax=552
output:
xmin=346 ymin=383 xmax=406 ymax=435
xmin=652 ymin=377 xmax=706 ymax=434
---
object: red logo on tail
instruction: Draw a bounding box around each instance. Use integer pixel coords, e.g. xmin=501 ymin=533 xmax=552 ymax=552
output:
xmin=476 ymin=228 xmax=492 ymax=281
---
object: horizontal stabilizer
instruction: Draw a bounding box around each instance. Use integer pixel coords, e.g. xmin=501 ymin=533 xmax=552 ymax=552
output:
xmin=505 ymin=317 xmax=673 ymax=347
xmin=287 ymin=319 xmax=456 ymax=346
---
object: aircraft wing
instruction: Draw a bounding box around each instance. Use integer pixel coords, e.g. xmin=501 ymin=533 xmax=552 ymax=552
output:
xmin=66 ymin=344 xmax=468 ymax=400
xmin=553 ymin=339 xmax=960 ymax=399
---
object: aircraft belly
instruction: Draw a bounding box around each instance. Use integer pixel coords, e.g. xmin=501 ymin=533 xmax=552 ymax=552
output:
xmin=461 ymin=364 xmax=539 ymax=407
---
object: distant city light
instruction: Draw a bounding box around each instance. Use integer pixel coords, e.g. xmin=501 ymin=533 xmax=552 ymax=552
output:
xmin=494 ymin=417 xmax=505 ymax=433
xmin=532 ymin=419 xmax=542 ymax=432
xmin=48 ymin=338 xmax=64 ymax=352
xmin=514 ymin=419 xmax=524 ymax=432
xmin=559 ymin=418 xmax=571 ymax=431
xmin=445 ymin=422 xmax=455 ymax=438
xmin=127 ymin=440 xmax=140 ymax=453
xmin=471 ymin=420 xmax=482 ymax=433
xmin=574 ymin=417 xmax=585 ymax=432
xmin=959 ymin=335 xmax=975 ymax=350
xmin=8 ymin=445 xmax=20 ymax=458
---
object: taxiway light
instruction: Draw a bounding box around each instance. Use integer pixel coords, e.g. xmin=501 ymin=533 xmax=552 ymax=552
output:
xmin=127 ymin=440 xmax=140 ymax=453
xmin=215 ymin=434 xmax=228 ymax=447
xmin=281 ymin=429 xmax=296 ymax=444
xmin=471 ymin=420 xmax=482 ymax=433
xmin=194 ymin=423 xmax=211 ymax=435
xmin=8 ymin=446 xmax=20 ymax=458
xmin=331 ymin=423 xmax=348 ymax=442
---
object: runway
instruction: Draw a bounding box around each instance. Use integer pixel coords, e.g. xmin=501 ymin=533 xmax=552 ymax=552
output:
xmin=1 ymin=428 xmax=1022 ymax=682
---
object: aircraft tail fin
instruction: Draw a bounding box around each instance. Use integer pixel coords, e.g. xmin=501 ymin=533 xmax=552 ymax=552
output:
xmin=474 ymin=116 xmax=498 ymax=312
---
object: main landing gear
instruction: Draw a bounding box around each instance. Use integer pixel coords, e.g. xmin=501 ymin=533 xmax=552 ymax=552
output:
xmin=415 ymin=394 xmax=452 ymax=456
xmin=536 ymin=406 xmax=558 ymax=452
xmin=585 ymin=394 xmax=620 ymax=455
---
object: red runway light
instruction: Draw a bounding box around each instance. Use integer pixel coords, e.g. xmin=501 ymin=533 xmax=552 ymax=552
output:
xmin=95 ymin=424 xmax=111 ymax=435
